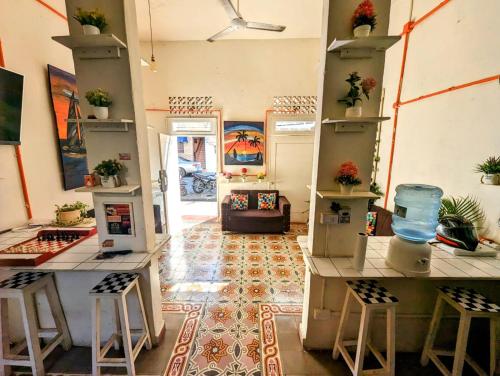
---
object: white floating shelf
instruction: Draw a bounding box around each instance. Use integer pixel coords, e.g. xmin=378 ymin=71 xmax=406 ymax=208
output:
xmin=75 ymin=185 xmax=140 ymax=195
xmin=327 ymin=36 xmax=401 ymax=59
xmin=316 ymin=191 xmax=379 ymax=199
xmin=322 ymin=117 xmax=390 ymax=124
xmin=52 ymin=34 xmax=127 ymax=59
xmin=68 ymin=119 xmax=133 ymax=132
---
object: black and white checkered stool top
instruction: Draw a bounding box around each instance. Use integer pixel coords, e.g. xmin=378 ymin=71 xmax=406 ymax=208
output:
xmin=0 ymin=272 xmax=49 ymax=290
xmin=90 ymin=273 xmax=139 ymax=295
xmin=347 ymin=280 xmax=399 ymax=305
xmin=439 ymin=286 xmax=500 ymax=313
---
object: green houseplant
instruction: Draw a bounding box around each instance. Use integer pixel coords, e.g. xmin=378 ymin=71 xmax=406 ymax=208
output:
xmin=338 ymin=72 xmax=376 ymax=117
xmin=55 ymin=201 xmax=88 ymax=225
xmin=335 ymin=161 xmax=362 ymax=195
xmin=73 ymin=8 xmax=107 ymax=35
xmin=94 ymin=159 xmax=123 ymax=188
xmin=474 ymin=156 xmax=500 ymax=185
xmin=85 ymin=89 xmax=112 ymax=120
xmin=439 ymin=196 xmax=486 ymax=228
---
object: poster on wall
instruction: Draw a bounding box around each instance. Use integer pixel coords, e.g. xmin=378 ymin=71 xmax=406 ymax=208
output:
xmin=47 ymin=64 xmax=88 ymax=190
xmin=104 ymin=203 xmax=135 ymax=236
xmin=223 ymin=121 xmax=265 ymax=166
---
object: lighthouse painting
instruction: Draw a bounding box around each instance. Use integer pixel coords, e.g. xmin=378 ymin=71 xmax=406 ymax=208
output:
xmin=223 ymin=121 xmax=265 ymax=166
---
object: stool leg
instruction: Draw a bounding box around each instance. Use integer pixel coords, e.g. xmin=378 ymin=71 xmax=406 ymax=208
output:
xmin=421 ymin=294 xmax=445 ymax=366
xmin=452 ymin=312 xmax=471 ymax=376
xmin=113 ymin=300 xmax=122 ymax=351
xmin=91 ymin=297 xmax=101 ymax=376
xmin=386 ymin=306 xmax=396 ymax=376
xmin=333 ymin=289 xmax=352 ymax=360
xmin=117 ymin=295 xmax=136 ymax=376
xmin=0 ymin=298 xmax=11 ymax=376
xmin=20 ymin=292 xmax=44 ymax=376
xmin=490 ymin=318 xmax=497 ymax=376
xmin=44 ymin=277 xmax=72 ymax=351
xmin=135 ymin=283 xmax=152 ymax=350
xmin=353 ymin=306 xmax=371 ymax=376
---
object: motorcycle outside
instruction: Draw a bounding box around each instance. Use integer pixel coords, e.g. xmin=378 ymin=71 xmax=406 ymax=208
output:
xmin=192 ymin=172 xmax=217 ymax=194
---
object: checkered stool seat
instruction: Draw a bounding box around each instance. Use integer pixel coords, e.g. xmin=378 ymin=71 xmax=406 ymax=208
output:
xmin=0 ymin=272 xmax=49 ymax=290
xmin=438 ymin=286 xmax=500 ymax=313
xmin=347 ymin=279 xmax=399 ymax=305
xmin=90 ymin=273 xmax=139 ymax=295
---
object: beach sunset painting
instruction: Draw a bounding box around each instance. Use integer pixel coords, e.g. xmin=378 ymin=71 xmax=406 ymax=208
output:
xmin=224 ymin=121 xmax=265 ymax=166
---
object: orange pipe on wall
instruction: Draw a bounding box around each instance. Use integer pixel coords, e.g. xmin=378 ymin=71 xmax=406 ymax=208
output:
xmin=0 ymin=39 xmax=33 ymax=219
xmin=34 ymin=0 xmax=67 ymax=21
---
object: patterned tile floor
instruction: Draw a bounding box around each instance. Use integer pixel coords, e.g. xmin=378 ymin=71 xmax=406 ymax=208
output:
xmin=159 ymin=221 xmax=308 ymax=376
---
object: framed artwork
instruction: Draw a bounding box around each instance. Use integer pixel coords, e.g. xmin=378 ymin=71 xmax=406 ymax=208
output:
xmin=104 ymin=203 xmax=135 ymax=236
xmin=223 ymin=121 xmax=265 ymax=166
xmin=47 ymin=64 xmax=88 ymax=190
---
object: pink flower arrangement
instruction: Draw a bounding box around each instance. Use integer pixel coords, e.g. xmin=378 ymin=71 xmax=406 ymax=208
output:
xmin=352 ymin=0 xmax=377 ymax=30
xmin=224 ymin=172 xmax=232 ymax=179
xmin=361 ymin=77 xmax=377 ymax=99
xmin=335 ymin=161 xmax=362 ymax=186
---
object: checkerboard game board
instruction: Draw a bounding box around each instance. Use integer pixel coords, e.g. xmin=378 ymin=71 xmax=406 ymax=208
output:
xmin=0 ymin=228 xmax=97 ymax=266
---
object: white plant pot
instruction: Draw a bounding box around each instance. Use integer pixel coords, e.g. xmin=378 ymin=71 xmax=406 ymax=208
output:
xmin=258 ymin=178 xmax=264 ymax=183
xmin=101 ymin=175 xmax=120 ymax=188
xmin=57 ymin=209 xmax=81 ymax=225
xmin=340 ymin=184 xmax=354 ymax=195
xmin=241 ymin=175 xmax=247 ymax=183
xmin=82 ymin=25 xmax=101 ymax=35
xmin=345 ymin=106 xmax=362 ymax=117
xmin=93 ymin=106 xmax=109 ymax=120
xmin=353 ymin=25 xmax=371 ymax=38
xmin=481 ymin=174 xmax=499 ymax=185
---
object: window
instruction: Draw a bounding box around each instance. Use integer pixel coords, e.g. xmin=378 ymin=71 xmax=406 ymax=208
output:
xmin=167 ymin=117 xmax=217 ymax=135
xmin=274 ymin=120 xmax=315 ymax=133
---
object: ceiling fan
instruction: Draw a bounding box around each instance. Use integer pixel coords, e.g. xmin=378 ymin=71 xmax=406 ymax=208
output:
xmin=207 ymin=0 xmax=286 ymax=42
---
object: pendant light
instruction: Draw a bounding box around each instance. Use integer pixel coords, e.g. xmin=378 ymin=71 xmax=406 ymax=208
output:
xmin=147 ymin=0 xmax=157 ymax=72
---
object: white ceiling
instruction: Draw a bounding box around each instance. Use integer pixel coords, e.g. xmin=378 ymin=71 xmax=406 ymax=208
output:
xmin=135 ymin=0 xmax=323 ymax=42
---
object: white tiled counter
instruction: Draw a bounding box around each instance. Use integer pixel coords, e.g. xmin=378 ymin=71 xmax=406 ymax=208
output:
xmin=0 ymin=230 xmax=164 ymax=347
xmin=298 ymin=236 xmax=500 ymax=352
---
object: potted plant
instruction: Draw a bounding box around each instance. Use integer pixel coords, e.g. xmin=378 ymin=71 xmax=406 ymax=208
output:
xmin=338 ymin=72 xmax=376 ymax=117
xmin=335 ymin=161 xmax=362 ymax=195
xmin=55 ymin=201 xmax=88 ymax=225
xmin=224 ymin=172 xmax=232 ymax=182
xmin=257 ymin=172 xmax=265 ymax=183
xmin=352 ymin=0 xmax=377 ymax=37
xmin=73 ymin=8 xmax=107 ymax=35
xmin=85 ymin=88 xmax=112 ymax=120
xmin=94 ymin=159 xmax=123 ymax=188
xmin=241 ymin=167 xmax=248 ymax=182
xmin=475 ymin=156 xmax=500 ymax=185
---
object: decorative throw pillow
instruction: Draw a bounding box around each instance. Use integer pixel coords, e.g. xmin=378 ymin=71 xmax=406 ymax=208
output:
xmin=231 ymin=193 xmax=249 ymax=210
xmin=257 ymin=193 xmax=277 ymax=210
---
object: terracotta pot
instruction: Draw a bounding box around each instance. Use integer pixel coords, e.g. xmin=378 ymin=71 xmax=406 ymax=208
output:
xmin=93 ymin=106 xmax=109 ymax=120
xmin=100 ymin=175 xmax=121 ymax=188
xmin=58 ymin=209 xmax=81 ymax=225
xmin=345 ymin=106 xmax=362 ymax=117
xmin=353 ymin=25 xmax=371 ymax=38
xmin=82 ymin=25 xmax=100 ymax=35
xmin=340 ymin=184 xmax=354 ymax=195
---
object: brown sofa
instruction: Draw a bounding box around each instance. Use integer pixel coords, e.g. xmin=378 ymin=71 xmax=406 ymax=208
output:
xmin=221 ymin=190 xmax=291 ymax=233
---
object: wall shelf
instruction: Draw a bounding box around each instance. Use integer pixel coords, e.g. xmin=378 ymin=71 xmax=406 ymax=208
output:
xmin=75 ymin=185 xmax=140 ymax=195
xmin=327 ymin=36 xmax=401 ymax=59
xmin=52 ymin=34 xmax=127 ymax=59
xmin=68 ymin=119 xmax=133 ymax=132
xmin=316 ymin=191 xmax=379 ymax=199
xmin=323 ymin=117 xmax=391 ymax=132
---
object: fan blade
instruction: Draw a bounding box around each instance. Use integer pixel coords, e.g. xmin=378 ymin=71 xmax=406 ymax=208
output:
xmin=220 ymin=0 xmax=241 ymax=20
xmin=245 ymin=21 xmax=286 ymax=32
xmin=207 ymin=25 xmax=237 ymax=42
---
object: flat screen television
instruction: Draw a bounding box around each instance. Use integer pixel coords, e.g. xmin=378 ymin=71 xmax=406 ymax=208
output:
xmin=0 ymin=67 xmax=24 ymax=145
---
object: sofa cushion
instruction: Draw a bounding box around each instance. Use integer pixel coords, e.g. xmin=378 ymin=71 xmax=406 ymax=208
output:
xmin=230 ymin=193 xmax=249 ymax=210
xmin=230 ymin=190 xmax=280 ymax=209
xmin=257 ymin=192 xmax=277 ymax=210
xmin=230 ymin=209 xmax=283 ymax=221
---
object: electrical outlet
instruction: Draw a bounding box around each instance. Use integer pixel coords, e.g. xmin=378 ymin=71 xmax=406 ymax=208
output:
xmin=313 ymin=308 xmax=331 ymax=320
xmin=320 ymin=212 xmax=339 ymax=225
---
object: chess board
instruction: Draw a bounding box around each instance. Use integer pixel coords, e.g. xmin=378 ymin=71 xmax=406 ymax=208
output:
xmin=0 ymin=228 xmax=97 ymax=266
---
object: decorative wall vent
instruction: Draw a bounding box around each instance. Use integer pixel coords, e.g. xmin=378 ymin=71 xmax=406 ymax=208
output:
xmin=273 ymin=96 xmax=317 ymax=114
xmin=168 ymin=96 xmax=214 ymax=114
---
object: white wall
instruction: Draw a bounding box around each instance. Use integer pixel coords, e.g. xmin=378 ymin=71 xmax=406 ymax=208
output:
xmin=0 ymin=0 xmax=91 ymax=231
xmin=141 ymin=38 xmax=320 ymax=177
xmin=378 ymin=0 xmax=500 ymax=241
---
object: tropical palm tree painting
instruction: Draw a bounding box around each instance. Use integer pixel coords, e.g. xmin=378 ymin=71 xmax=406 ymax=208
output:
xmin=224 ymin=121 xmax=265 ymax=166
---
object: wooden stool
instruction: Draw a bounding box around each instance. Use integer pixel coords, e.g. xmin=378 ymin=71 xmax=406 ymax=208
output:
xmin=90 ymin=272 xmax=151 ymax=376
xmin=333 ymin=280 xmax=399 ymax=376
xmin=0 ymin=272 xmax=72 ymax=376
xmin=421 ymin=286 xmax=499 ymax=376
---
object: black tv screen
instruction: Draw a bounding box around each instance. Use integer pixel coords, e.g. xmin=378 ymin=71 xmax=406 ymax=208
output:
xmin=0 ymin=67 xmax=24 ymax=145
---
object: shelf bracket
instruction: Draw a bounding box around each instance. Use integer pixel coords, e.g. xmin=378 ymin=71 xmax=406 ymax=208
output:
xmin=334 ymin=124 xmax=368 ymax=133
xmin=74 ymin=47 xmax=122 ymax=59
xmin=339 ymin=48 xmax=375 ymax=59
